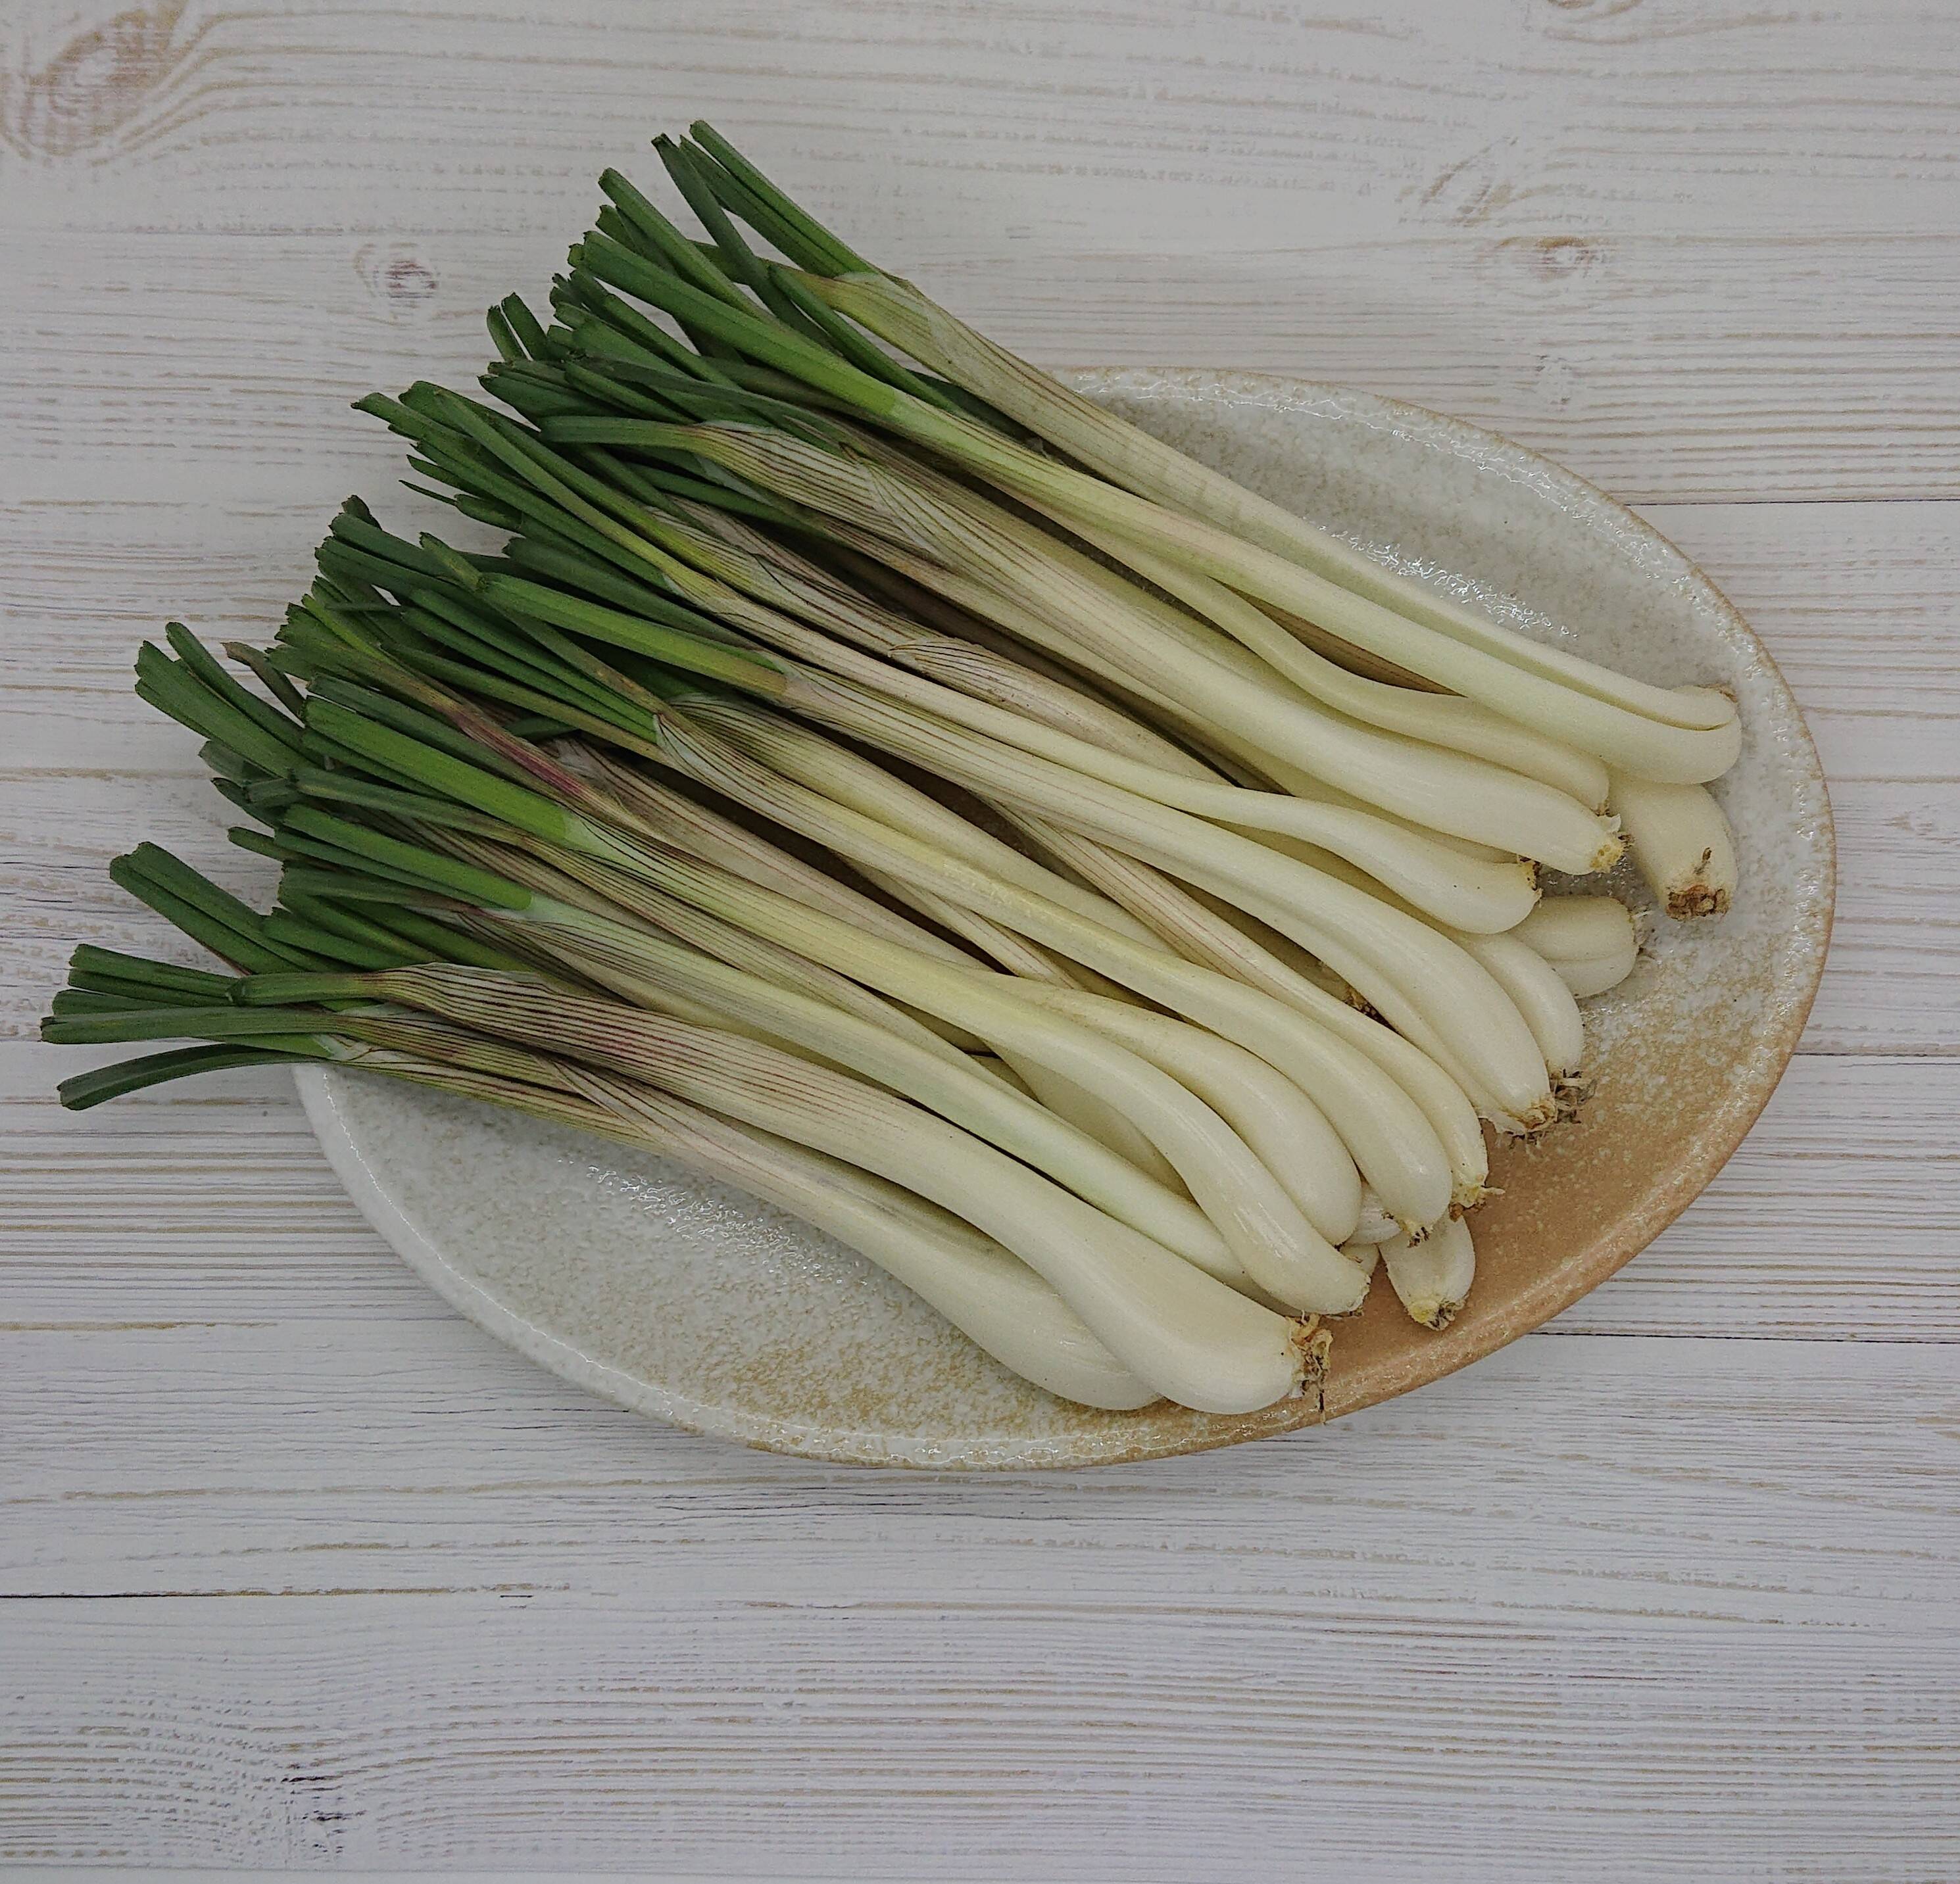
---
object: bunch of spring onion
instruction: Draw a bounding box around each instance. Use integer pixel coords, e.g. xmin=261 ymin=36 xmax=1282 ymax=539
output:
xmin=45 ymin=126 xmax=1743 ymax=1412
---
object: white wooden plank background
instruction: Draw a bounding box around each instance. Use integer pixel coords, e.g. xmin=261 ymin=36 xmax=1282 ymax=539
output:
xmin=3 ymin=1 xmax=1957 ymax=1877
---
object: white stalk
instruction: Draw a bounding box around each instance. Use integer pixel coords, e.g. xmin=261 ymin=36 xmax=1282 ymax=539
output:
xmin=1198 ymin=836 xmax=1571 ymax=1125
xmin=396 ymin=923 xmax=1242 ymax=1282
xmin=1252 ymin=608 xmax=1612 ymax=806
xmin=850 ymin=865 xmax=1188 ymax=1196
xmin=782 ymin=291 xmax=1746 ymax=760
xmin=892 ymin=468 xmax=1625 ymax=870
xmin=1232 ymin=761 xmax=1519 ymax=863
xmin=552 ymin=823 xmax=1411 ymax=1262
xmin=1545 ymin=944 xmax=1640 ymax=1001
xmin=764 ymin=667 xmax=1545 ymax=934
xmin=1608 ymin=771 xmax=1738 ymax=919
xmin=1514 ymin=896 xmax=1640 ymax=1000
xmin=1002 ymin=495 xmax=1613 ymax=811
xmin=991 ymin=1053 xmax=1187 ymax=1197
xmin=1165 ymin=865 xmax=1531 ymax=1130
xmin=537 ymin=842 xmax=1215 ymax=1215
xmin=1056 ymin=486 xmax=1747 ymax=781
xmin=584 ymin=1073 xmax=1160 ymax=1409
xmin=540 ymin=834 xmax=1365 ymax=1312
xmin=560 ymin=516 xmax=1552 ymax=925
xmin=1380 ymin=1215 xmax=1478 ymax=1330
xmin=1348 ymin=1191 xmax=1402 ymax=1246
xmin=670 ymin=499 xmax=1215 ymax=775
xmin=1090 ymin=829 xmax=1555 ymax=1132
xmin=1002 ymin=814 xmax=1492 ymax=1211
xmin=798 ymin=779 xmax=1469 ymax=1220
xmin=1512 ymin=894 xmax=1631 ymax=963
xmin=635 ymin=704 xmax=1550 ymax=1126
xmin=1446 ymin=928 xmax=1587 ymax=1081
xmin=554 ymin=1030 xmax=1311 ymax=1411
xmin=680 ymin=429 xmax=1630 ymax=865
xmin=1009 ymin=980 xmax=1364 ymax=1248
xmin=386 ymin=1051 xmax=1158 ymax=1409
xmin=743 ymin=680 xmax=1550 ymax=1094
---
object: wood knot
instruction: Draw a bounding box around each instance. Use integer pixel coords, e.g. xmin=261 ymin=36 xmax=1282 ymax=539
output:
xmin=1531 ymin=233 xmax=1605 ymax=280
xmin=383 ymin=256 xmax=439 ymax=304
xmin=0 ymin=3 xmax=208 ymax=159
xmin=355 ymin=244 xmax=441 ymax=317
xmin=1481 ymin=233 xmax=1609 ymax=297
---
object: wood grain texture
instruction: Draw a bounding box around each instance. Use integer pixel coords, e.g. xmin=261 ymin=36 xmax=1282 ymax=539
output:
xmin=3 ymin=1336 xmax=1957 ymax=1878
xmin=7 ymin=504 xmax=1957 ymax=1063
xmin=6 ymin=1044 xmax=1955 ymax=1341
xmin=5 ymin=0 xmax=1960 ymax=504
xmin=4 ymin=0 xmax=1959 ymax=1877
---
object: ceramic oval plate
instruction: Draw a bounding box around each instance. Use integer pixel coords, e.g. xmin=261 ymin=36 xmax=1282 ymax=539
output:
xmin=297 ymin=369 xmax=1834 ymax=1469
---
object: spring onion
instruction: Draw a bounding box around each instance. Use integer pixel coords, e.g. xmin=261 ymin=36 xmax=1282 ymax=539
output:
xmin=1379 ymin=1216 xmax=1478 ymax=1330
xmin=43 ymin=126 xmax=1757 ymax=1382
xmin=1607 ymin=771 xmax=1738 ymax=919
xmin=1513 ymin=896 xmax=1642 ymax=1000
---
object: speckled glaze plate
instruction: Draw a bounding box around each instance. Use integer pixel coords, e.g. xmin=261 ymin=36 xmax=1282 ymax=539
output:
xmin=297 ymin=369 xmax=1834 ymax=1469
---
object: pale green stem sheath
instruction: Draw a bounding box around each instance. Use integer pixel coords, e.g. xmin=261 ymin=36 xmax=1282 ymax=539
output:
xmin=673 ymin=691 xmax=1166 ymax=942
xmin=793 ymin=671 xmax=1542 ymax=934
xmin=820 ymin=519 xmax=1235 ymax=744
xmin=649 ymin=425 xmax=1627 ymax=867
xmin=564 ymin=557 xmax=1546 ymax=930
xmin=348 ymin=960 xmax=1238 ymax=1283
xmin=554 ymin=1013 xmax=1318 ymax=1410
xmin=1056 ymin=510 xmax=1614 ymax=810
xmin=826 ymin=537 xmax=1225 ymax=771
xmin=451 ymin=1051 xmax=1161 ymax=1408
xmin=543 ymin=740 xmax=1006 ymax=1051
xmin=1243 ymin=765 xmax=1515 ymax=863
xmin=1007 ymin=979 xmax=1363 ymax=1248
xmin=1379 ymin=1214 xmax=1478 ymax=1330
xmin=1178 ymin=866 xmax=1525 ymax=1130
xmin=438 ymin=826 xmax=994 ymax=1073
xmin=1014 ymin=476 xmax=1745 ymax=780
xmin=985 ymin=1053 xmax=1187 ymax=1197
xmin=855 ymin=867 xmax=1080 ymax=982
xmin=996 ymin=811 xmax=1491 ymax=1211
xmin=638 ymin=704 xmax=1546 ymax=1144
xmin=665 ymin=498 xmax=1215 ymax=774
xmin=603 ymin=798 xmax=1455 ymax=1232
xmin=1090 ymin=821 xmax=1552 ymax=1134
xmin=778 ymin=274 xmax=1743 ymax=756
xmin=548 ymin=738 xmax=987 ymax=965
